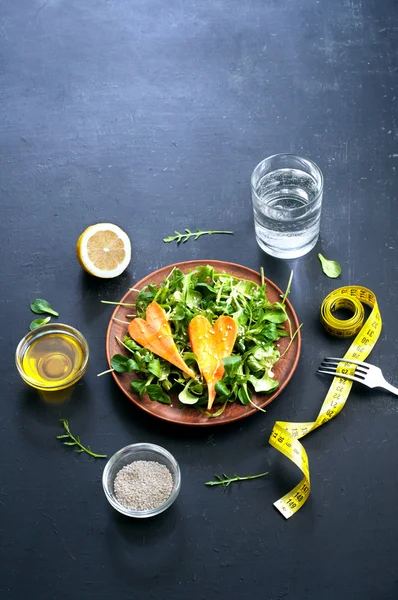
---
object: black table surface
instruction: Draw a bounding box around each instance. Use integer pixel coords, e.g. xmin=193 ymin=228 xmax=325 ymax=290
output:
xmin=2 ymin=1 xmax=398 ymax=599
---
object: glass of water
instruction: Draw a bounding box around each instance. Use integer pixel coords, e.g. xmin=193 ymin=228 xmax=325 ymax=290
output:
xmin=251 ymin=154 xmax=323 ymax=259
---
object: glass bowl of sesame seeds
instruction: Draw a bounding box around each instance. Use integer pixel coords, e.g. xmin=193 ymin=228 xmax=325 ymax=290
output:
xmin=102 ymin=443 xmax=181 ymax=518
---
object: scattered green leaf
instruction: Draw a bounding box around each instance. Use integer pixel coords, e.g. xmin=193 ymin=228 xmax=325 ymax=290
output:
xmin=30 ymin=298 xmax=59 ymax=316
xmin=30 ymin=316 xmax=51 ymax=330
xmin=318 ymin=253 xmax=341 ymax=278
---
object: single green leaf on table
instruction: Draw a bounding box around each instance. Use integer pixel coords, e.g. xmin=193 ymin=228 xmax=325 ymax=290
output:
xmin=30 ymin=298 xmax=59 ymax=316
xmin=30 ymin=316 xmax=51 ymax=330
xmin=57 ymin=419 xmax=106 ymax=459
xmin=163 ymin=228 xmax=233 ymax=245
xmin=205 ymin=471 xmax=269 ymax=488
xmin=318 ymin=254 xmax=341 ymax=278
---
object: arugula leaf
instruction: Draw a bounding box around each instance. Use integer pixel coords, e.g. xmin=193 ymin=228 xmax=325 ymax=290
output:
xmin=195 ymin=265 xmax=215 ymax=282
xmin=318 ymin=253 xmax=341 ymax=278
xmin=170 ymin=304 xmax=186 ymax=321
xmin=163 ymin=229 xmax=233 ymax=244
xmin=259 ymin=322 xmax=288 ymax=342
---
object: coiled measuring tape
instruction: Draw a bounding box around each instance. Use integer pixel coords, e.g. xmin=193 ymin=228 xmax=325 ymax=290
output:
xmin=269 ymin=286 xmax=382 ymax=519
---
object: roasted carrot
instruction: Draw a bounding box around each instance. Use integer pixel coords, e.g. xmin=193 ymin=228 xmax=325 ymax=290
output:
xmin=188 ymin=315 xmax=238 ymax=410
xmin=128 ymin=302 xmax=196 ymax=379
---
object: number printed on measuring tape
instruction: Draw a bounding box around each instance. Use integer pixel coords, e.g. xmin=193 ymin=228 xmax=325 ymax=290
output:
xmin=269 ymin=286 xmax=382 ymax=519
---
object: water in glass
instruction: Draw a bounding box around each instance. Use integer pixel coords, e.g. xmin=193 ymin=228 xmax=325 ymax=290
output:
xmin=253 ymin=167 xmax=322 ymax=259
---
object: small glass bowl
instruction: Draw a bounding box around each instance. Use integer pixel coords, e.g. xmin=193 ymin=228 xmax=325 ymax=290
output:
xmin=102 ymin=443 xmax=181 ymax=518
xmin=15 ymin=323 xmax=89 ymax=391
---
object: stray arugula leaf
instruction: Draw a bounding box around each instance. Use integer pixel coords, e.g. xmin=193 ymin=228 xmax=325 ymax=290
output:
xmin=30 ymin=298 xmax=59 ymax=316
xmin=205 ymin=471 xmax=268 ymax=488
xmin=57 ymin=419 xmax=106 ymax=459
xmin=30 ymin=316 xmax=51 ymax=330
xmin=318 ymin=254 xmax=341 ymax=278
xmin=163 ymin=229 xmax=233 ymax=245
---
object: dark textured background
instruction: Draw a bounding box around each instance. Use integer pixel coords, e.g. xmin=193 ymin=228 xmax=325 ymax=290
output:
xmin=1 ymin=1 xmax=398 ymax=599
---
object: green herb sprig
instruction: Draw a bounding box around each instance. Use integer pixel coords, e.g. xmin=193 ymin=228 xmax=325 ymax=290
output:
xmin=205 ymin=471 xmax=269 ymax=488
xmin=163 ymin=229 xmax=233 ymax=245
xmin=57 ymin=419 xmax=107 ymax=459
xmin=30 ymin=298 xmax=59 ymax=316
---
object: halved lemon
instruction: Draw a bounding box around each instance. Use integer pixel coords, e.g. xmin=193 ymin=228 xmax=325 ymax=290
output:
xmin=76 ymin=223 xmax=131 ymax=278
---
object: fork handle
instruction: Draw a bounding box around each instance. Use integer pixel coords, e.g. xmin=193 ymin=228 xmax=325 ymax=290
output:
xmin=380 ymin=379 xmax=398 ymax=396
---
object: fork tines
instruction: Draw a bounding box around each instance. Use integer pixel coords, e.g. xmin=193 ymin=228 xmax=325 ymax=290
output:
xmin=322 ymin=357 xmax=370 ymax=369
xmin=317 ymin=357 xmax=368 ymax=381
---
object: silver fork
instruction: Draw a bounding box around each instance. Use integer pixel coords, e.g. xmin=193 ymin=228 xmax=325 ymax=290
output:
xmin=317 ymin=357 xmax=398 ymax=396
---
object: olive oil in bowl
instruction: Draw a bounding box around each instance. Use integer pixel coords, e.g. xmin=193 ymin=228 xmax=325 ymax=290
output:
xmin=16 ymin=324 xmax=89 ymax=390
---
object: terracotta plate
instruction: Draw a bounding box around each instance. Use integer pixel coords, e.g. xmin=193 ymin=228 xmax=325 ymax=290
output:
xmin=106 ymin=260 xmax=301 ymax=426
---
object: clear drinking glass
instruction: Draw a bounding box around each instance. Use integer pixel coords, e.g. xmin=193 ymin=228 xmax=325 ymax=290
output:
xmin=251 ymin=154 xmax=324 ymax=259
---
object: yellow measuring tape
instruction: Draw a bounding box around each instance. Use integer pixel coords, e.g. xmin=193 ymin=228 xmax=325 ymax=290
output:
xmin=269 ymin=286 xmax=382 ymax=519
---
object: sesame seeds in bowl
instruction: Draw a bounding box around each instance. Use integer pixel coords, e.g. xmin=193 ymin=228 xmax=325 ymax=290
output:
xmin=102 ymin=443 xmax=181 ymax=518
